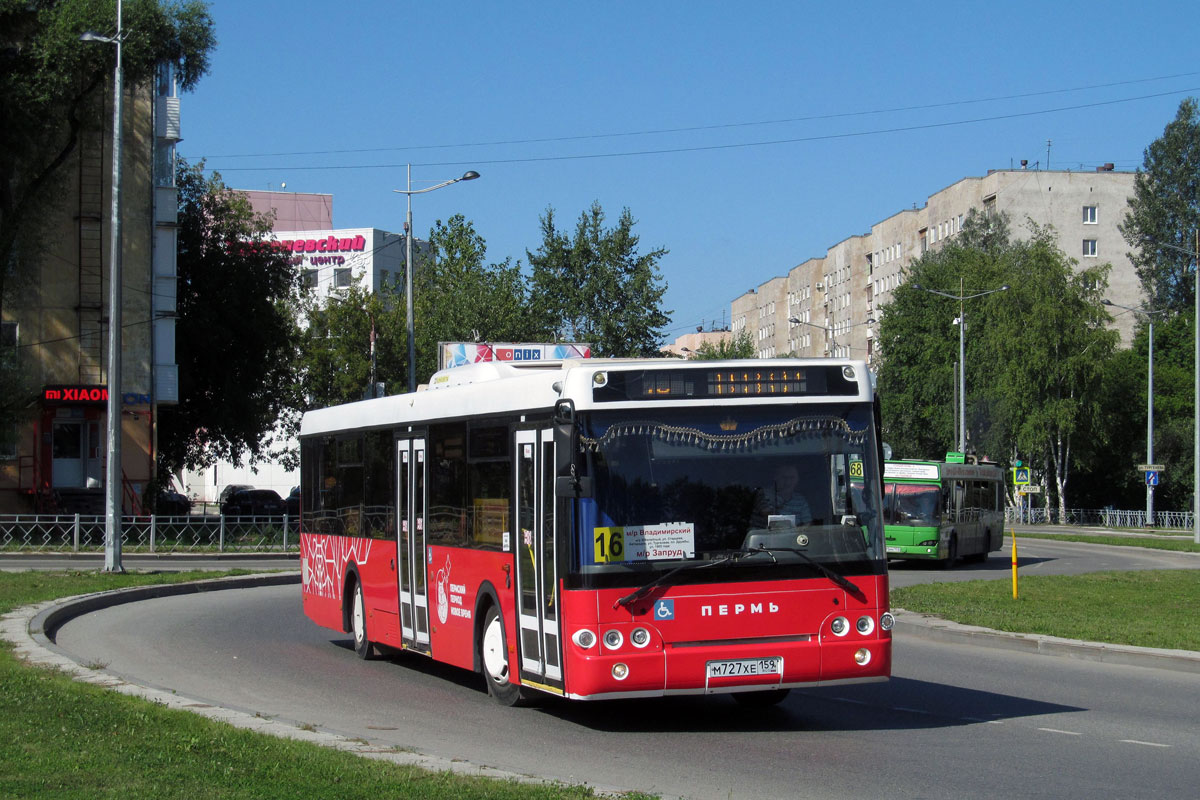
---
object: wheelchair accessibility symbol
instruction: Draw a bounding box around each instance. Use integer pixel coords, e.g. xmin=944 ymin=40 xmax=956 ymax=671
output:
xmin=654 ymin=599 xmax=675 ymax=620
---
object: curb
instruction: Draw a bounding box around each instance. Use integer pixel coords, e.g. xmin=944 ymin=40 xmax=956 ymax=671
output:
xmin=0 ymin=572 xmax=631 ymax=798
xmin=894 ymin=609 xmax=1200 ymax=674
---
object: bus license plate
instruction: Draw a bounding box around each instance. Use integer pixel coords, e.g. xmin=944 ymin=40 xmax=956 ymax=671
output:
xmin=706 ymin=657 xmax=783 ymax=678
xmin=886 ymin=546 xmax=903 ymax=553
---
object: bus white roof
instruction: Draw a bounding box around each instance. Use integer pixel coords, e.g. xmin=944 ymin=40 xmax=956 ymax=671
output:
xmin=300 ymin=357 xmax=873 ymax=437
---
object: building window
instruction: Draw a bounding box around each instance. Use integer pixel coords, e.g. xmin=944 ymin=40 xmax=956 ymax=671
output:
xmin=1083 ymin=206 xmax=1098 ymax=224
xmin=1 ymin=321 xmax=16 ymax=348
xmin=302 ymin=270 xmax=318 ymax=290
xmin=983 ymin=195 xmax=996 ymax=217
xmin=1083 ymin=239 xmax=1098 ymax=257
xmin=334 ymin=268 xmax=352 ymax=288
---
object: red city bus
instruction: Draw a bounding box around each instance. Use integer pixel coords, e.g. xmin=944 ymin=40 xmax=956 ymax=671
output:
xmin=299 ymin=358 xmax=892 ymax=705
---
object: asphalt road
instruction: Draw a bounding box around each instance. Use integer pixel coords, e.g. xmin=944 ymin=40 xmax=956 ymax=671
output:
xmin=46 ymin=537 xmax=1200 ymax=800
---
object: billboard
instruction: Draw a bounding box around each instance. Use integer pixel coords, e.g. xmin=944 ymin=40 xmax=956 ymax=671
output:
xmin=438 ymin=342 xmax=592 ymax=369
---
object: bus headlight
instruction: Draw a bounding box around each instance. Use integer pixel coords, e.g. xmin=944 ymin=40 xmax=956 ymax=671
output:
xmin=880 ymin=612 xmax=895 ymax=631
xmin=842 ymin=366 xmax=856 ymax=380
xmin=830 ymin=616 xmax=849 ymax=636
xmin=630 ymin=627 xmax=651 ymax=648
xmin=573 ymin=629 xmax=597 ymax=649
xmin=603 ymin=629 xmax=624 ymax=650
xmin=856 ymin=615 xmax=875 ymax=635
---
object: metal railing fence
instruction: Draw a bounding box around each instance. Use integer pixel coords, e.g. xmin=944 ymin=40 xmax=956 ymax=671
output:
xmin=1005 ymin=506 xmax=1195 ymax=529
xmin=0 ymin=514 xmax=298 ymax=553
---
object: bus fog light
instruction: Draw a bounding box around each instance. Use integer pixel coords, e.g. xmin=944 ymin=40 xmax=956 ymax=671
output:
xmin=630 ymin=627 xmax=650 ymax=648
xmin=830 ymin=616 xmax=849 ymax=636
xmin=854 ymin=648 xmax=871 ymax=665
xmin=603 ymin=630 xmax=624 ymax=650
xmin=856 ymin=615 xmax=875 ymax=635
xmin=612 ymin=663 xmax=629 ymax=680
xmin=573 ymin=629 xmax=596 ymax=649
xmin=880 ymin=612 xmax=895 ymax=631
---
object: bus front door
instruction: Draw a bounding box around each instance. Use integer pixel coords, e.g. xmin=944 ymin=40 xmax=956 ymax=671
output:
xmin=514 ymin=428 xmax=564 ymax=693
xmin=397 ymin=437 xmax=431 ymax=654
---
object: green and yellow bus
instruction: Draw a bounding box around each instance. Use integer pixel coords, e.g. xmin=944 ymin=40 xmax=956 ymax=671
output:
xmin=882 ymin=456 xmax=1004 ymax=566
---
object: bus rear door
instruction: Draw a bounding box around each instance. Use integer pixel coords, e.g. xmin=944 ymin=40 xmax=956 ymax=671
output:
xmin=397 ymin=437 xmax=431 ymax=654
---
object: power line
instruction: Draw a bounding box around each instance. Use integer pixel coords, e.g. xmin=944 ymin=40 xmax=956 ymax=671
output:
xmin=194 ymin=71 xmax=1200 ymax=160
xmin=205 ymin=87 xmax=1200 ymax=173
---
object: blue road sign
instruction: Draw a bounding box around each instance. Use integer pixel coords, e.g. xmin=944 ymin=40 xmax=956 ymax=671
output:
xmin=1146 ymin=471 xmax=1160 ymax=486
xmin=1013 ymin=467 xmax=1031 ymax=485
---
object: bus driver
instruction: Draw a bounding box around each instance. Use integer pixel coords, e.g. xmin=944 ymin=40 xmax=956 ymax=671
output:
xmin=768 ymin=464 xmax=813 ymax=524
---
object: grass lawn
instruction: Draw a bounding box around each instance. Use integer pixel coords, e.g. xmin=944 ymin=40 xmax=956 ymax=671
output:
xmin=0 ymin=571 xmax=653 ymax=800
xmin=891 ymin=570 xmax=1200 ymax=651
xmin=1013 ymin=532 xmax=1200 ymax=553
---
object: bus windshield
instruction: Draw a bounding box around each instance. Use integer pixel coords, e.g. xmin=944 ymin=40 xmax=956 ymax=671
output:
xmin=574 ymin=404 xmax=885 ymax=584
xmin=885 ymin=483 xmax=942 ymax=526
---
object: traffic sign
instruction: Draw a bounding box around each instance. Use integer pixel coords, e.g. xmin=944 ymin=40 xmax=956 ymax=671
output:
xmin=1020 ymin=485 xmax=1042 ymax=494
xmin=1012 ymin=467 xmax=1031 ymax=485
xmin=1138 ymin=464 xmax=1165 ymax=472
xmin=1146 ymin=471 xmax=1160 ymax=487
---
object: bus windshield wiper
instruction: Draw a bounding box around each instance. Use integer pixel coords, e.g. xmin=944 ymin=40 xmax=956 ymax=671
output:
xmin=748 ymin=545 xmax=865 ymax=600
xmin=613 ymin=552 xmax=744 ymax=610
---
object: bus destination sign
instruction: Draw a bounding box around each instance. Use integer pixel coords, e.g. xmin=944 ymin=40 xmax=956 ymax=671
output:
xmin=593 ymin=365 xmax=858 ymax=402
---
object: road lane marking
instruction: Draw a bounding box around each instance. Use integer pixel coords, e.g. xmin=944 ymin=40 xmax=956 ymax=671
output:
xmin=1120 ymin=739 xmax=1171 ymax=748
xmin=1037 ymin=728 xmax=1082 ymax=736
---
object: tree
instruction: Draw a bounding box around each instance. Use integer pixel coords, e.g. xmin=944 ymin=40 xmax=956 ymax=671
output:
xmin=982 ymin=223 xmax=1118 ymax=520
xmin=690 ymin=330 xmax=755 ymax=360
xmin=411 ymin=215 xmax=533 ymax=384
xmin=1120 ymin=97 xmax=1200 ymax=313
xmin=527 ymin=202 xmax=671 ymax=357
xmin=297 ymin=283 xmax=399 ymax=409
xmin=157 ymin=161 xmax=301 ymax=474
xmin=877 ymin=210 xmax=1012 ymax=460
xmin=0 ymin=0 xmax=215 ymax=322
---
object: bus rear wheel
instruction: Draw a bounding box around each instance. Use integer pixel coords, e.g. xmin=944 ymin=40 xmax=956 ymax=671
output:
xmin=351 ymin=581 xmax=374 ymax=660
xmin=480 ymin=605 xmax=522 ymax=706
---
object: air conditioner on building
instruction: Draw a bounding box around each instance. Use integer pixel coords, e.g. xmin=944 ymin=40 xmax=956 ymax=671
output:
xmin=816 ymin=282 xmax=824 ymax=291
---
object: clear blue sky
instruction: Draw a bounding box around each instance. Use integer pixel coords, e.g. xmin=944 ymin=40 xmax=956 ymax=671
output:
xmin=182 ymin=0 xmax=1200 ymax=343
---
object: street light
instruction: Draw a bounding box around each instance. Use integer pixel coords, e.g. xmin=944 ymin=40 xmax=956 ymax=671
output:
xmin=1103 ymin=299 xmax=1167 ymax=526
xmin=82 ymin=3 xmax=126 ymax=573
xmin=787 ymin=317 xmax=875 ymax=357
xmin=1139 ymin=233 xmax=1200 ymax=544
xmin=911 ymin=279 xmax=1009 ymax=453
xmin=393 ymin=165 xmax=480 ymax=392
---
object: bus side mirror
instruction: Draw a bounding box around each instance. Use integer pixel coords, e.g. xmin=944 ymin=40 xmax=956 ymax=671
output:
xmin=555 ymin=475 xmax=594 ymax=498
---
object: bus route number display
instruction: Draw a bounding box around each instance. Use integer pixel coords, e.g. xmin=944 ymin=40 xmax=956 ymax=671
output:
xmin=709 ymin=370 xmax=806 ymax=396
xmin=594 ymin=523 xmax=697 ymax=563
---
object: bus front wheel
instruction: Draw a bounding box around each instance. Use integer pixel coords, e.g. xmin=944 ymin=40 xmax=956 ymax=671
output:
xmin=480 ymin=606 xmax=521 ymax=706
xmin=351 ymin=581 xmax=374 ymax=660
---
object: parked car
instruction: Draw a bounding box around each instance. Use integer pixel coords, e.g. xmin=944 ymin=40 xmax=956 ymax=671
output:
xmin=283 ymin=486 xmax=300 ymax=517
xmin=155 ymin=488 xmax=192 ymax=516
xmin=221 ymin=489 xmax=285 ymax=517
xmin=219 ymin=484 xmax=255 ymax=506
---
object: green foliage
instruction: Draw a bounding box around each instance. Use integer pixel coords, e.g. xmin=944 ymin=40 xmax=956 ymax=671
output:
xmin=527 ymin=202 xmax=671 ymax=357
xmin=413 ymin=215 xmax=533 ymax=383
xmin=298 ymin=283 xmax=398 ymax=408
xmin=0 ymin=0 xmax=215 ymax=319
xmin=1119 ymin=97 xmax=1200 ymax=313
xmin=689 ymin=330 xmax=755 ymax=360
xmin=890 ymin=570 xmax=1200 ymax=650
xmin=878 ymin=212 xmax=1117 ymax=514
xmin=877 ymin=210 xmax=1012 ymax=459
xmin=157 ymin=160 xmax=301 ymax=473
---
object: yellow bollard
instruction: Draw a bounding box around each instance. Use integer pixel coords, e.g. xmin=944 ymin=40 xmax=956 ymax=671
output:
xmin=1011 ymin=528 xmax=1018 ymax=599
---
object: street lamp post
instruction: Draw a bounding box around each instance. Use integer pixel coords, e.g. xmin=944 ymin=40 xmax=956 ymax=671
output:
xmin=787 ymin=317 xmax=875 ymax=358
xmin=393 ymin=165 xmax=480 ymax=393
xmin=912 ymin=280 xmax=1009 ymax=454
xmin=1141 ymin=233 xmax=1200 ymax=544
xmin=82 ymin=4 xmax=126 ymax=573
xmin=1103 ymin=299 xmax=1166 ymax=526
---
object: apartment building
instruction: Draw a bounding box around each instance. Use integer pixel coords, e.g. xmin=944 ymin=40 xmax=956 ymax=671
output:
xmin=0 ymin=64 xmax=183 ymax=514
xmin=731 ymin=167 xmax=1140 ymax=363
